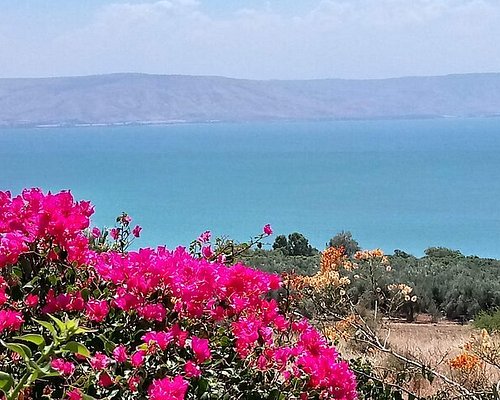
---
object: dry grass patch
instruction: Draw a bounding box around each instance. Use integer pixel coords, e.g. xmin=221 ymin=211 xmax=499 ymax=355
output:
xmin=384 ymin=322 xmax=473 ymax=367
xmin=338 ymin=320 xmax=500 ymax=398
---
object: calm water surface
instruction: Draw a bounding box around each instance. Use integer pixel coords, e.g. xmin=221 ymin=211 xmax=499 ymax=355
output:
xmin=1 ymin=119 xmax=500 ymax=257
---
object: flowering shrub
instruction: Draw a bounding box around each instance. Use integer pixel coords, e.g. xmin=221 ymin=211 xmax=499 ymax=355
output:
xmin=0 ymin=188 xmax=357 ymax=399
xmin=286 ymin=246 xmax=416 ymax=325
xmin=447 ymin=351 xmax=487 ymax=391
xmin=448 ymin=352 xmax=481 ymax=371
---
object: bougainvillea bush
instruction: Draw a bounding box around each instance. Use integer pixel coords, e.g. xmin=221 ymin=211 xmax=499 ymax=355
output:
xmin=0 ymin=188 xmax=357 ymax=400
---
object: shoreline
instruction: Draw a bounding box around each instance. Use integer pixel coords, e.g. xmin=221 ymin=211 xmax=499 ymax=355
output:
xmin=1 ymin=114 xmax=500 ymax=130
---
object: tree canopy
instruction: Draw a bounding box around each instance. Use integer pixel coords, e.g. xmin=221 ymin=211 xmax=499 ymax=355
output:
xmin=327 ymin=231 xmax=360 ymax=256
xmin=272 ymin=232 xmax=316 ymax=256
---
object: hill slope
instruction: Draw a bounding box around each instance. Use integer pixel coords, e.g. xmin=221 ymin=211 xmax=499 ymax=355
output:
xmin=0 ymin=73 xmax=499 ymax=126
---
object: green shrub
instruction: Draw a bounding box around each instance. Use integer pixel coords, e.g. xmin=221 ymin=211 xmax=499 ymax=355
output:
xmin=473 ymin=308 xmax=500 ymax=332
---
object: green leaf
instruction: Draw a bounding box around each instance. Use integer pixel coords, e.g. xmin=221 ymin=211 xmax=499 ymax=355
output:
xmin=74 ymin=326 xmax=97 ymax=335
xmin=137 ymin=343 xmax=148 ymax=351
xmin=28 ymin=370 xmax=39 ymax=384
xmin=196 ymin=377 xmax=209 ymax=396
xmin=62 ymin=341 xmax=90 ymax=358
xmin=98 ymin=334 xmax=116 ymax=353
xmin=30 ymin=362 xmax=61 ymax=378
xmin=218 ymin=335 xmax=231 ymax=347
xmin=19 ymin=257 xmax=32 ymax=275
xmin=267 ymin=389 xmax=281 ymax=400
xmin=47 ymin=314 xmax=67 ymax=334
xmin=0 ymin=371 xmax=14 ymax=393
xmin=65 ymin=318 xmax=79 ymax=333
xmin=34 ymin=318 xmax=58 ymax=340
xmin=23 ymin=276 xmax=39 ymax=290
xmin=12 ymin=265 xmax=23 ymax=278
xmin=1 ymin=340 xmax=32 ymax=360
xmin=14 ymin=334 xmax=46 ymax=347
xmin=81 ymin=288 xmax=90 ymax=301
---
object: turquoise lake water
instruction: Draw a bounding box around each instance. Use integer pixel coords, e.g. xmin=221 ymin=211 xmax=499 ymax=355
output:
xmin=1 ymin=118 xmax=500 ymax=257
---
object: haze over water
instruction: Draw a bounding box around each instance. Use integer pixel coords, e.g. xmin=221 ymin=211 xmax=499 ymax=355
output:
xmin=1 ymin=118 xmax=500 ymax=258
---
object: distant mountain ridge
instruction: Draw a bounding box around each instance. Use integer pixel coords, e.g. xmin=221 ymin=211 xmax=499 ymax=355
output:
xmin=0 ymin=73 xmax=499 ymax=127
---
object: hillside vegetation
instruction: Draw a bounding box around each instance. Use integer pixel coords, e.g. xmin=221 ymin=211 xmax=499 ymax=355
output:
xmin=242 ymin=234 xmax=500 ymax=322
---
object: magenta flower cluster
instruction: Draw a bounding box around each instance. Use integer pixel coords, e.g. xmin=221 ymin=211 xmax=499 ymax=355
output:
xmin=0 ymin=188 xmax=357 ymax=399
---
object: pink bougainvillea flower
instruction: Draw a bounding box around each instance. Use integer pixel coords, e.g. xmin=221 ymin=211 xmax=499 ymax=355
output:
xmin=0 ymin=277 xmax=8 ymax=306
xmin=91 ymin=227 xmax=101 ymax=238
xmin=110 ymin=228 xmax=119 ymax=240
xmin=184 ymin=360 xmax=201 ymax=378
xmin=89 ymin=352 xmax=110 ymax=370
xmin=70 ymin=292 xmax=85 ymax=312
xmin=201 ymin=245 xmax=213 ymax=259
xmin=148 ymin=376 xmax=188 ymax=400
xmin=112 ymin=345 xmax=128 ymax=363
xmin=197 ymin=230 xmax=211 ymax=243
xmin=137 ymin=303 xmax=166 ymax=322
xmin=51 ymin=358 xmax=75 ymax=376
xmin=67 ymin=389 xmax=83 ymax=400
xmin=128 ymin=375 xmax=141 ymax=392
xmin=0 ymin=189 xmax=93 ymax=265
xmin=98 ymin=371 xmax=114 ymax=387
xmin=42 ymin=291 xmax=84 ymax=314
xmin=273 ymin=315 xmax=289 ymax=332
xmin=85 ymin=299 xmax=109 ymax=322
xmin=0 ymin=291 xmax=6 ymax=306
xmin=0 ymin=232 xmax=29 ymax=268
xmin=113 ymin=291 xmax=141 ymax=311
xmin=191 ymin=336 xmax=211 ymax=364
xmin=263 ymin=224 xmax=273 ymax=235
xmin=142 ymin=330 xmax=174 ymax=351
xmin=170 ymin=324 xmax=189 ymax=347
xmin=25 ymin=293 xmax=39 ymax=307
xmin=132 ymin=225 xmax=142 ymax=238
xmin=216 ymin=253 xmax=227 ymax=264
xmin=0 ymin=188 xmax=358 ymax=400
xmin=131 ymin=350 xmax=146 ymax=367
xmin=0 ymin=309 xmax=24 ymax=333
xmin=257 ymin=355 xmax=268 ymax=370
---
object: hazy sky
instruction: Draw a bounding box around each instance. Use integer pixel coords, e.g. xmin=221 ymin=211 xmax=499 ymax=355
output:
xmin=1 ymin=0 xmax=499 ymax=79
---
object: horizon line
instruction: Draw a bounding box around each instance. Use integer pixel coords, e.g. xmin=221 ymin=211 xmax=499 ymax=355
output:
xmin=1 ymin=71 xmax=500 ymax=82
